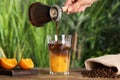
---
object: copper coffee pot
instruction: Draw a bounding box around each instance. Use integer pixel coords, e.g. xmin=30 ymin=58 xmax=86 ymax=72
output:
xmin=29 ymin=2 xmax=62 ymax=27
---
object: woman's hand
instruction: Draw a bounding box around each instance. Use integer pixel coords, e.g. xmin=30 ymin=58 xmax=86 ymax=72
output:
xmin=62 ymin=0 xmax=97 ymax=14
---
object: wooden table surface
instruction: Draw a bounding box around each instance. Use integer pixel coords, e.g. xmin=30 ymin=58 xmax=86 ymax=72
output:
xmin=0 ymin=68 xmax=120 ymax=80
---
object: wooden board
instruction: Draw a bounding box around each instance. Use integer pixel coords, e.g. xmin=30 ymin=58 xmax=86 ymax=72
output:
xmin=0 ymin=68 xmax=39 ymax=76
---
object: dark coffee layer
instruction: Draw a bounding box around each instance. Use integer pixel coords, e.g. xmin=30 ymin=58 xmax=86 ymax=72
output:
xmin=48 ymin=42 xmax=71 ymax=52
xmin=48 ymin=41 xmax=71 ymax=56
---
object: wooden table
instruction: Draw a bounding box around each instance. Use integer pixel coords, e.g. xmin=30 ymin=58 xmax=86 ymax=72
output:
xmin=0 ymin=68 xmax=119 ymax=80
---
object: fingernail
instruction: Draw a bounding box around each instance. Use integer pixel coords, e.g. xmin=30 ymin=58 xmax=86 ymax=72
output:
xmin=62 ymin=7 xmax=67 ymax=12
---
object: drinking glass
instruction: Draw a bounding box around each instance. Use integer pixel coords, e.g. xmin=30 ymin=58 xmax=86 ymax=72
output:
xmin=47 ymin=35 xmax=72 ymax=75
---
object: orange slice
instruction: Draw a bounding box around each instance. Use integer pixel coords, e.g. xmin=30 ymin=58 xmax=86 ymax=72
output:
xmin=0 ymin=58 xmax=17 ymax=70
xmin=18 ymin=58 xmax=34 ymax=70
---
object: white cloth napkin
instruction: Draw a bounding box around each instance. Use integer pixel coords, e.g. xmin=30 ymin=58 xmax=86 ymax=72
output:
xmin=85 ymin=54 xmax=120 ymax=74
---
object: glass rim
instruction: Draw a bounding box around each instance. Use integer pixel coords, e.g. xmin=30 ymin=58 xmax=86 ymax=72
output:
xmin=47 ymin=34 xmax=72 ymax=40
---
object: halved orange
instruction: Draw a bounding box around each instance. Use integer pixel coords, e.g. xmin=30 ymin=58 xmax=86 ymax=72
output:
xmin=18 ymin=58 xmax=34 ymax=70
xmin=0 ymin=58 xmax=17 ymax=70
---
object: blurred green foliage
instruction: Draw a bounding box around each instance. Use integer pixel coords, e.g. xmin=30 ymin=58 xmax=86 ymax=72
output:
xmin=0 ymin=0 xmax=120 ymax=68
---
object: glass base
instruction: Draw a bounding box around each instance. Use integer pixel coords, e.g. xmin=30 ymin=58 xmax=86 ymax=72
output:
xmin=50 ymin=71 xmax=69 ymax=75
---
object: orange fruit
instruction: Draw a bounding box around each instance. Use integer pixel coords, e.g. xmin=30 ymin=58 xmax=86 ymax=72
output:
xmin=18 ymin=58 xmax=34 ymax=70
xmin=0 ymin=58 xmax=17 ymax=70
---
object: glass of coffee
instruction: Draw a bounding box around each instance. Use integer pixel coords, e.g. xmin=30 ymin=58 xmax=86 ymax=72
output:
xmin=47 ymin=35 xmax=72 ymax=75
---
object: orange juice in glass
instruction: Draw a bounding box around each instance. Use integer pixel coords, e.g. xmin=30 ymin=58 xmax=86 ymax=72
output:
xmin=48 ymin=35 xmax=72 ymax=75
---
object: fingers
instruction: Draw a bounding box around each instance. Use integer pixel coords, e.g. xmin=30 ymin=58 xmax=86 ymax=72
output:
xmin=62 ymin=6 xmax=68 ymax=12
xmin=64 ymin=0 xmax=73 ymax=6
xmin=63 ymin=0 xmax=97 ymax=14
xmin=65 ymin=0 xmax=77 ymax=6
xmin=67 ymin=0 xmax=82 ymax=13
xmin=66 ymin=4 xmax=91 ymax=14
xmin=63 ymin=0 xmax=78 ymax=12
xmin=62 ymin=0 xmax=73 ymax=12
xmin=67 ymin=6 xmax=84 ymax=14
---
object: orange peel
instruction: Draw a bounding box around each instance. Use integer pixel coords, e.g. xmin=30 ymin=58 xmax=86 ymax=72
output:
xmin=18 ymin=58 xmax=34 ymax=70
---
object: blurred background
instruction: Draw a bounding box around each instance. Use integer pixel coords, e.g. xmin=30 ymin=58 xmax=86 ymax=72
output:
xmin=0 ymin=0 xmax=120 ymax=68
